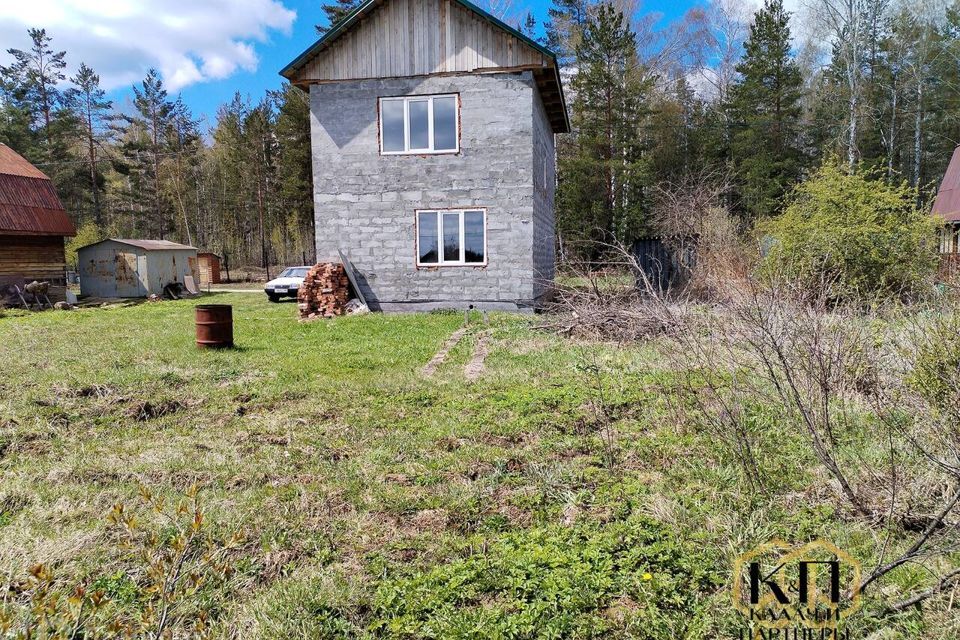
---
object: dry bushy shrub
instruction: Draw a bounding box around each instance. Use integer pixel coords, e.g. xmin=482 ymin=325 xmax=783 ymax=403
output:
xmin=652 ymin=271 xmax=960 ymax=614
xmin=547 ymin=234 xmax=960 ymax=615
xmin=649 ymin=168 xmax=752 ymax=301
xmin=539 ymin=270 xmax=685 ymax=342
xmin=0 ymin=485 xmax=243 ymax=639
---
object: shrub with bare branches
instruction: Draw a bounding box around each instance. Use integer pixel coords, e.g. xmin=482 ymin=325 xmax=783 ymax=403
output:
xmin=541 ymin=249 xmax=686 ymax=342
xmin=546 ymin=237 xmax=960 ymax=617
xmin=652 ymin=271 xmax=960 ymax=616
xmin=649 ymin=168 xmax=750 ymax=300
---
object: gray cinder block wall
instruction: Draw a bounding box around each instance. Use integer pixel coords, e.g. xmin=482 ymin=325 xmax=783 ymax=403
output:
xmin=309 ymin=70 xmax=556 ymax=312
xmin=532 ymin=82 xmax=557 ymax=302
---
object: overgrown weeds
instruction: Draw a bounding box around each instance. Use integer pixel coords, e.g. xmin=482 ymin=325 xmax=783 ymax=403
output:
xmin=545 ymin=251 xmax=960 ymax=619
xmin=0 ymin=485 xmax=243 ymax=639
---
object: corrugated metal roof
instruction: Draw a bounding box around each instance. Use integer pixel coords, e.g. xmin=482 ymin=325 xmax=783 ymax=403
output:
xmin=0 ymin=151 xmax=76 ymax=236
xmin=0 ymin=143 xmax=49 ymax=179
xmin=934 ymin=146 xmax=960 ymax=222
xmin=79 ymin=238 xmax=197 ymax=251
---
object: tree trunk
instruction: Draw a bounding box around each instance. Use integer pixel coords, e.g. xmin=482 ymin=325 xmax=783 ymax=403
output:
xmin=887 ymin=81 xmax=897 ymax=179
xmin=85 ymin=94 xmax=101 ymax=226
xmin=914 ymin=81 xmax=922 ymax=187
xmin=847 ymin=84 xmax=858 ymax=169
xmin=254 ymin=151 xmax=268 ymax=277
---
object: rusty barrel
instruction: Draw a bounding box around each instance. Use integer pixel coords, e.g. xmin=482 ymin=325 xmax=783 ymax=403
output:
xmin=195 ymin=304 xmax=234 ymax=349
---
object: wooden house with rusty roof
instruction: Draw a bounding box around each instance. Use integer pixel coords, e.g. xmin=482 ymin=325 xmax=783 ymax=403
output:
xmin=0 ymin=143 xmax=76 ymax=299
xmin=934 ymin=146 xmax=960 ymax=277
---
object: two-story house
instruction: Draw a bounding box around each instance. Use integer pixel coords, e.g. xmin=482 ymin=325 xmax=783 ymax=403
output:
xmin=281 ymin=0 xmax=568 ymax=311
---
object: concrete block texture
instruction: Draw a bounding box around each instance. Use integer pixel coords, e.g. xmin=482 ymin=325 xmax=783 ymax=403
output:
xmin=309 ymin=71 xmax=556 ymax=311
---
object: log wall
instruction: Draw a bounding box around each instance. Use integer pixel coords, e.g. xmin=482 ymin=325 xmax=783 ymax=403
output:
xmin=0 ymin=234 xmax=68 ymax=287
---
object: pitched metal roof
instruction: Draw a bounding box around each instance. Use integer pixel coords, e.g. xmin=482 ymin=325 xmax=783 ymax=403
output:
xmin=934 ymin=146 xmax=960 ymax=222
xmin=0 ymin=144 xmax=76 ymax=237
xmin=79 ymin=239 xmax=197 ymax=252
xmin=0 ymin=143 xmax=49 ymax=179
xmin=280 ymin=0 xmax=570 ymax=133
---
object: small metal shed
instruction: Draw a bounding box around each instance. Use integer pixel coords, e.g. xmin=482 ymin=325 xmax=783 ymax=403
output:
xmin=77 ymin=239 xmax=198 ymax=298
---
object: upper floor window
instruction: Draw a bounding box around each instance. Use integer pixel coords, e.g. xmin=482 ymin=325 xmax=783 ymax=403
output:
xmin=380 ymin=94 xmax=459 ymax=155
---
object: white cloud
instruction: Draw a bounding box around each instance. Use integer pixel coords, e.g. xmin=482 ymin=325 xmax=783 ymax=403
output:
xmin=0 ymin=0 xmax=296 ymax=92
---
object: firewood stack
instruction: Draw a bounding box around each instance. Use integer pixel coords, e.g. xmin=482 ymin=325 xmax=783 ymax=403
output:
xmin=297 ymin=263 xmax=350 ymax=320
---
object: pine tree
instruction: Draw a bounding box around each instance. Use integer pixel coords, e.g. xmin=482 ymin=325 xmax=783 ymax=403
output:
xmin=647 ymin=76 xmax=722 ymax=182
xmin=0 ymin=74 xmax=33 ymax=153
xmin=129 ymin=68 xmax=175 ymax=238
xmin=244 ymin=100 xmax=278 ymax=272
xmin=556 ymin=3 xmax=651 ymax=249
xmin=210 ymin=95 xmax=250 ymax=262
xmin=163 ymin=97 xmax=202 ymax=246
xmin=0 ymin=28 xmax=67 ymax=160
xmin=273 ymin=84 xmax=315 ymax=263
xmin=65 ymin=63 xmax=112 ymax=226
xmin=545 ymin=0 xmax=589 ymax=63
xmin=726 ymin=0 xmax=805 ymax=219
xmin=521 ymin=12 xmax=537 ymax=39
xmin=316 ymin=0 xmax=361 ymax=34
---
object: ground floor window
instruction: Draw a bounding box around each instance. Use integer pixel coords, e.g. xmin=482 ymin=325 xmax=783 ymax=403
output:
xmin=416 ymin=208 xmax=486 ymax=266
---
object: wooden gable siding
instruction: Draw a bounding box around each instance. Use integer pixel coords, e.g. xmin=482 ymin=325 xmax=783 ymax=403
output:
xmin=293 ymin=0 xmax=550 ymax=83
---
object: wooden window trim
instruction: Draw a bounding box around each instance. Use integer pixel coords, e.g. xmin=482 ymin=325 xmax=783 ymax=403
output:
xmin=379 ymin=94 xmax=460 ymax=155
xmin=414 ymin=207 xmax=488 ymax=267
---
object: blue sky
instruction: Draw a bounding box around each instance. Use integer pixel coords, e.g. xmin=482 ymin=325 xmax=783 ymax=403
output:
xmin=173 ymin=0 xmax=698 ymax=125
xmin=1 ymin=0 xmax=704 ymax=129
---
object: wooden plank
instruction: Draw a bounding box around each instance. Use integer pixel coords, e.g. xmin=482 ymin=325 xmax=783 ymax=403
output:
xmin=420 ymin=0 xmax=426 ymax=73
xmin=442 ymin=0 xmax=453 ymax=71
xmin=438 ymin=0 xmax=445 ymax=72
xmin=408 ymin=0 xmax=415 ymax=73
xmin=429 ymin=0 xmax=438 ymax=72
xmin=408 ymin=0 xmax=416 ymax=73
xmin=338 ymin=249 xmax=368 ymax=308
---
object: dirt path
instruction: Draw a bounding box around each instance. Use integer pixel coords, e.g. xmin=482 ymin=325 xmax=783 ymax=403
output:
xmin=421 ymin=327 xmax=468 ymax=377
xmin=464 ymin=331 xmax=492 ymax=381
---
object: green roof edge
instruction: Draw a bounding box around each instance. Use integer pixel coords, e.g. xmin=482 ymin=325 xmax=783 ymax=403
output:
xmin=278 ymin=0 xmax=569 ymax=132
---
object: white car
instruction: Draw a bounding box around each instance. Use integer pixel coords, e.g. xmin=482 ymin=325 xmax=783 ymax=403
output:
xmin=264 ymin=266 xmax=310 ymax=302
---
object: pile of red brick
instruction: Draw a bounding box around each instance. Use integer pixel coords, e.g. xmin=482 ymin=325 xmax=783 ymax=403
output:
xmin=297 ymin=263 xmax=350 ymax=320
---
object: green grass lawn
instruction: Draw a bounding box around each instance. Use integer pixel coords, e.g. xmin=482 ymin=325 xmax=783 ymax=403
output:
xmin=0 ymin=295 xmax=941 ymax=638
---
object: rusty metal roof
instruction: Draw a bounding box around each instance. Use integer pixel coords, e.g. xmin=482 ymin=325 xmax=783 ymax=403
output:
xmin=80 ymin=238 xmax=197 ymax=251
xmin=0 ymin=145 xmax=76 ymax=236
xmin=0 ymin=143 xmax=49 ymax=179
xmin=934 ymin=146 xmax=960 ymax=222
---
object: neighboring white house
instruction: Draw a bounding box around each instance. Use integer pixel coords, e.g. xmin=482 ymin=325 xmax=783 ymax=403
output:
xmin=281 ymin=0 xmax=569 ymax=311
